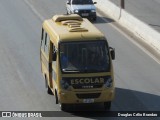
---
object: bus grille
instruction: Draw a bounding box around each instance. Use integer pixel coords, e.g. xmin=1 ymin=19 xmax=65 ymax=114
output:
xmin=76 ymin=93 xmax=101 ymax=99
xmin=72 ymin=85 xmax=103 ymax=89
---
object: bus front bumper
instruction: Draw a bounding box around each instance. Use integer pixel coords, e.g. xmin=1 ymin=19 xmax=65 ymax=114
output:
xmin=58 ymin=89 xmax=115 ymax=104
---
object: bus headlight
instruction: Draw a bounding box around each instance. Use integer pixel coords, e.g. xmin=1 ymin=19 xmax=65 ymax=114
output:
xmin=104 ymin=77 xmax=112 ymax=88
xmin=60 ymin=79 xmax=70 ymax=90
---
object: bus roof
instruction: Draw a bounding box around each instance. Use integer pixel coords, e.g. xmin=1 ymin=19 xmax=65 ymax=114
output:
xmin=42 ymin=14 xmax=106 ymax=46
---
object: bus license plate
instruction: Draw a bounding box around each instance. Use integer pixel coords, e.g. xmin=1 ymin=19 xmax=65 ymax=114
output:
xmin=83 ymin=99 xmax=94 ymax=103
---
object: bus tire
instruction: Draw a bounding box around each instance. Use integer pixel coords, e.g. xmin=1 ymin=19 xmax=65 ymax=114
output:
xmin=60 ymin=103 xmax=67 ymax=111
xmin=104 ymin=101 xmax=111 ymax=111
xmin=45 ymin=75 xmax=53 ymax=95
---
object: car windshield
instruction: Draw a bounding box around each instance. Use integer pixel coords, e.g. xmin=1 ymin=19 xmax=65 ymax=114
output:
xmin=72 ymin=0 xmax=93 ymax=5
xmin=59 ymin=41 xmax=110 ymax=73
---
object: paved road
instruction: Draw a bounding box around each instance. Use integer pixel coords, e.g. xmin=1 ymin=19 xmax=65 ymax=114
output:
xmin=110 ymin=0 xmax=160 ymax=32
xmin=0 ymin=0 xmax=160 ymax=119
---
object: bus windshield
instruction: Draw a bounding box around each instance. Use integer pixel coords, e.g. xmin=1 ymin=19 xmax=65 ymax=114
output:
xmin=59 ymin=41 xmax=110 ymax=73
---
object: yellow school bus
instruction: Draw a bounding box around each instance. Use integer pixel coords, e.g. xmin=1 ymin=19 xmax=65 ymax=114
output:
xmin=40 ymin=14 xmax=115 ymax=111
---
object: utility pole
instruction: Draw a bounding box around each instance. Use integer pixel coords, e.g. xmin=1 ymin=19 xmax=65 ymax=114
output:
xmin=121 ymin=0 xmax=125 ymax=9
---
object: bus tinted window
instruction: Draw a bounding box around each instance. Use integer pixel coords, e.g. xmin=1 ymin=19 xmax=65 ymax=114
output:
xmin=59 ymin=41 xmax=110 ymax=73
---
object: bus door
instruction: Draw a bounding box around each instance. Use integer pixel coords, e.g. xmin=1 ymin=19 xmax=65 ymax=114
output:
xmin=41 ymin=28 xmax=53 ymax=88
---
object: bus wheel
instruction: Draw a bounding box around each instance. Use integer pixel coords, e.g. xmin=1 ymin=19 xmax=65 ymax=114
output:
xmin=60 ymin=103 xmax=67 ymax=111
xmin=47 ymin=86 xmax=53 ymax=95
xmin=104 ymin=101 xmax=111 ymax=111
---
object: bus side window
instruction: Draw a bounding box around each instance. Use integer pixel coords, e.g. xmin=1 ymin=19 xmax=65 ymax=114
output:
xmin=44 ymin=33 xmax=47 ymax=52
xmin=41 ymin=28 xmax=45 ymax=50
xmin=41 ymin=28 xmax=44 ymax=41
xmin=44 ymin=32 xmax=50 ymax=55
xmin=52 ymin=43 xmax=57 ymax=61
xmin=52 ymin=43 xmax=57 ymax=71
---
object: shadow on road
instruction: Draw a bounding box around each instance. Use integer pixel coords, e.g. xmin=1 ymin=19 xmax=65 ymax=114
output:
xmin=91 ymin=16 xmax=115 ymax=24
xmin=61 ymin=88 xmax=160 ymax=118
xmin=114 ymin=88 xmax=160 ymax=111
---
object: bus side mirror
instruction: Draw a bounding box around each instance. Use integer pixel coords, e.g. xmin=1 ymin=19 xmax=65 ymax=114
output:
xmin=53 ymin=51 xmax=57 ymax=61
xmin=109 ymin=47 xmax=115 ymax=60
xmin=94 ymin=2 xmax=97 ymax=4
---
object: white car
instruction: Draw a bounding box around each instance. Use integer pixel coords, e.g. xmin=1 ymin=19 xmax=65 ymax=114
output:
xmin=66 ymin=0 xmax=97 ymax=21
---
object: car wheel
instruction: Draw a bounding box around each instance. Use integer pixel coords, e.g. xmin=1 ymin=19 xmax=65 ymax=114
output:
xmin=93 ymin=17 xmax=97 ymax=21
xmin=66 ymin=10 xmax=69 ymax=15
xmin=66 ymin=9 xmax=70 ymax=15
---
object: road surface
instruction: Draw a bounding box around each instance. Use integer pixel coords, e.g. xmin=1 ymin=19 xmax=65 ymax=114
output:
xmin=0 ymin=0 xmax=160 ymax=119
